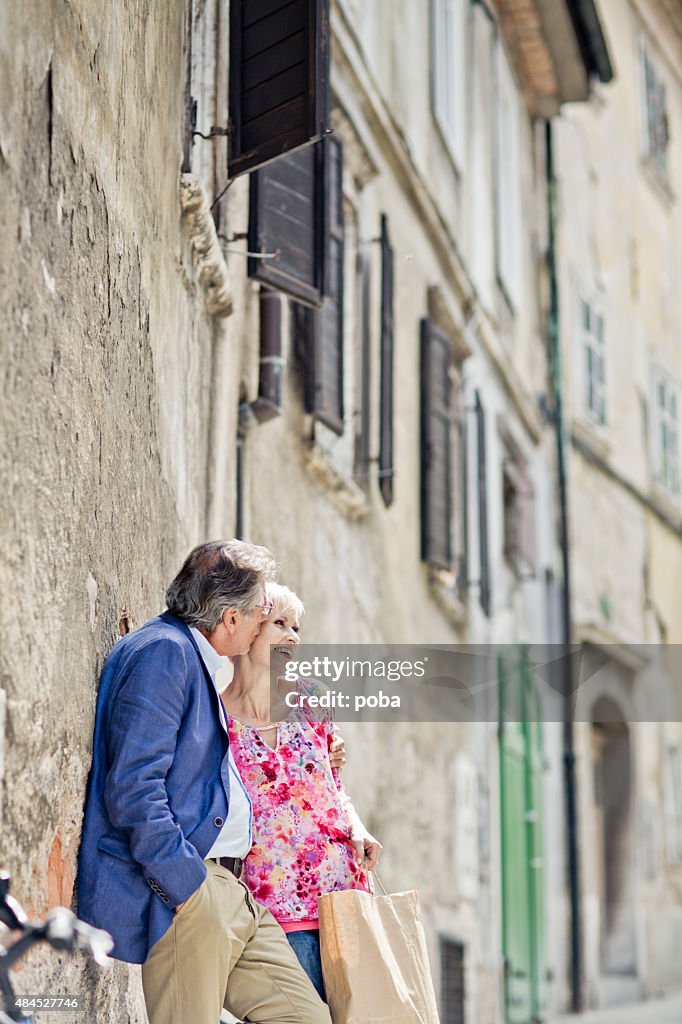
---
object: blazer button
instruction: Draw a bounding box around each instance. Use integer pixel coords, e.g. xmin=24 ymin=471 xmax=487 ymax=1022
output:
xmin=214 ymin=816 xmax=224 ymax=827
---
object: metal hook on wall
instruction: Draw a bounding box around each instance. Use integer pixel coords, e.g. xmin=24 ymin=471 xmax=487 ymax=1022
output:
xmin=217 ymin=234 xmax=280 ymax=260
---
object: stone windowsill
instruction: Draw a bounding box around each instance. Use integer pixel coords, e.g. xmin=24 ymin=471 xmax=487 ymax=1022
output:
xmin=649 ymin=479 xmax=682 ymax=523
xmin=427 ymin=567 xmax=468 ymax=628
xmin=179 ymin=174 xmax=233 ymax=318
xmin=570 ymin=416 xmax=611 ymax=461
xmin=304 ymin=440 xmax=370 ymax=520
xmin=640 ymin=154 xmax=676 ymax=207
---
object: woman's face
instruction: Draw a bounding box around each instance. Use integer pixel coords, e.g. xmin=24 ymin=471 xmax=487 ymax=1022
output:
xmin=248 ymin=604 xmax=301 ymax=669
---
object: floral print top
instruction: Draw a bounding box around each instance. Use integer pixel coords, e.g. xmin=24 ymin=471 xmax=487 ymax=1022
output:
xmin=228 ymin=685 xmax=370 ymax=929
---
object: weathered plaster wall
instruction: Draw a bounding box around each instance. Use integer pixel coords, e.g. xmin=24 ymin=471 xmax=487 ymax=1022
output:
xmin=0 ymin=2 xmax=223 ymax=1018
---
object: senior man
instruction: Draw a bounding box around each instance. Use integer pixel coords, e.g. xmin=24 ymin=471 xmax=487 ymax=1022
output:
xmin=78 ymin=540 xmax=332 ymax=1024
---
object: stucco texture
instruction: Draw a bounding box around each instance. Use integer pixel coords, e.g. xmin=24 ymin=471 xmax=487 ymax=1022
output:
xmin=0 ymin=2 xmax=217 ymax=1018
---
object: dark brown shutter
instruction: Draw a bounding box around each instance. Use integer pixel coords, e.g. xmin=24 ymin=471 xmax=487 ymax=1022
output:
xmin=354 ymin=243 xmax=372 ymax=480
xmin=378 ymin=215 xmax=395 ymax=506
xmin=456 ymin=404 xmax=468 ymax=600
xmin=475 ymin=390 xmax=491 ymax=616
xmin=420 ymin=318 xmax=453 ymax=570
xmin=289 ymin=137 xmax=344 ymax=432
xmin=314 ymin=136 xmax=344 ymax=432
xmin=229 ymin=0 xmax=331 ymax=179
xmin=182 ymin=0 xmax=194 ymax=173
xmin=248 ymin=142 xmax=325 ymax=306
xmin=441 ymin=938 xmax=465 ymax=1024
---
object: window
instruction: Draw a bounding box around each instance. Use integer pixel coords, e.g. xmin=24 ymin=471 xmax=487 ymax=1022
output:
xmin=651 ymin=367 xmax=680 ymax=498
xmin=229 ymin=0 xmax=331 ymax=178
xmin=502 ymin=449 xmax=536 ymax=577
xmin=581 ymin=299 xmax=606 ymax=426
xmin=641 ymin=45 xmax=670 ymax=178
xmin=664 ymin=746 xmax=682 ymax=865
xmin=494 ymin=42 xmax=522 ymax=310
xmin=440 ymin=937 xmax=465 ymax=1024
xmin=431 ymin=0 xmax=467 ymax=169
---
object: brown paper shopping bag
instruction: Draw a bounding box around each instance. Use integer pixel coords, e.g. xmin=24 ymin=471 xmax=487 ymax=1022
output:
xmin=318 ymin=877 xmax=441 ymax=1024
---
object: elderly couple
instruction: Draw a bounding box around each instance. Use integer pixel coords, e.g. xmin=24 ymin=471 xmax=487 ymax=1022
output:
xmin=78 ymin=540 xmax=382 ymax=1024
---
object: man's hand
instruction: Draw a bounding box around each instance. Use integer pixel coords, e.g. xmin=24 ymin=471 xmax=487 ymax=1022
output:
xmin=174 ymin=898 xmax=188 ymax=915
xmin=329 ymin=729 xmax=347 ymax=771
xmin=350 ymin=832 xmax=383 ymax=871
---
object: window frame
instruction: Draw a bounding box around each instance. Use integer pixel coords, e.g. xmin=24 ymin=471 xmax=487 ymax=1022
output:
xmin=502 ymin=447 xmax=536 ymax=579
xmin=580 ymin=297 xmax=607 ymax=428
xmin=651 ymin=365 xmax=680 ymax=500
xmin=664 ymin=744 xmax=682 ymax=866
xmin=639 ymin=36 xmax=670 ymax=181
xmin=493 ymin=40 xmax=522 ymax=313
xmin=431 ymin=0 xmax=468 ymax=173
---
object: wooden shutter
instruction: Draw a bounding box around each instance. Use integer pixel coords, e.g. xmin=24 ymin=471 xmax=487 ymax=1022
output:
xmin=441 ymin=938 xmax=465 ymax=1024
xmin=475 ymin=390 xmax=490 ymax=615
xmin=421 ymin=318 xmax=453 ymax=570
xmin=229 ymin=0 xmax=331 ymax=179
xmin=248 ymin=142 xmax=325 ymax=306
xmin=456 ymin=403 xmax=468 ymax=600
xmin=289 ymin=137 xmax=344 ymax=431
xmin=182 ymin=0 xmax=194 ymax=173
xmin=378 ymin=215 xmax=395 ymax=506
xmin=354 ymin=243 xmax=372 ymax=480
xmin=314 ymin=137 xmax=345 ymax=432
xmin=499 ymin=650 xmax=548 ymax=1022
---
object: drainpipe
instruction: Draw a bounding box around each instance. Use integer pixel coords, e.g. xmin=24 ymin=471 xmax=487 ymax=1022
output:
xmin=235 ymin=288 xmax=284 ymax=539
xmin=546 ymin=120 xmax=583 ymax=1014
xmin=239 ymin=288 xmax=284 ymax=430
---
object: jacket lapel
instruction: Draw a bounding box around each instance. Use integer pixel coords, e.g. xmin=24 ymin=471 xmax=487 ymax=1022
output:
xmin=159 ymin=611 xmax=229 ymax=737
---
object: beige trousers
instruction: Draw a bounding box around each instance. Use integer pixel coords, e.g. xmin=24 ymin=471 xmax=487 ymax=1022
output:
xmin=141 ymin=860 xmax=331 ymax=1024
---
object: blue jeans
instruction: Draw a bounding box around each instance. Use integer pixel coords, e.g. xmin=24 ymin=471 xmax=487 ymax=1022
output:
xmin=286 ymin=929 xmax=326 ymax=1002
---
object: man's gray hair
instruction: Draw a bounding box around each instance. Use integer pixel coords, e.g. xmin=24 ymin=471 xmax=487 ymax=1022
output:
xmin=165 ymin=539 xmax=277 ymax=632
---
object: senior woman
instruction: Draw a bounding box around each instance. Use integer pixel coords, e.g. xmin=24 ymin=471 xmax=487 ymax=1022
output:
xmin=221 ymin=583 xmax=382 ymax=1000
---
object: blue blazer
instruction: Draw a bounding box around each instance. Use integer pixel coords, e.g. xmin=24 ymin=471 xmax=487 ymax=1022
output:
xmin=77 ymin=612 xmax=231 ymax=964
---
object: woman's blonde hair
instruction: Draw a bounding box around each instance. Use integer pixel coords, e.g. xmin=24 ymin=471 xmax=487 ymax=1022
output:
xmin=265 ymin=582 xmax=305 ymax=621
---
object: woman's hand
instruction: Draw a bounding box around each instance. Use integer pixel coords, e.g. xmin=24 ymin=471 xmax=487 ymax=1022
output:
xmin=329 ymin=728 xmax=347 ymax=771
xmin=350 ymin=832 xmax=383 ymax=871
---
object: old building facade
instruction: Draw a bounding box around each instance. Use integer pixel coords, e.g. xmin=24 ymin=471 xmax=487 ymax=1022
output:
xmin=554 ymin=0 xmax=682 ymax=1010
xmin=0 ymin=1 xmax=680 ymax=1023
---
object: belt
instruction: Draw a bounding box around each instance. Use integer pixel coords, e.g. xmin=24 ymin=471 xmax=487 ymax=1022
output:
xmin=210 ymin=856 xmax=243 ymax=878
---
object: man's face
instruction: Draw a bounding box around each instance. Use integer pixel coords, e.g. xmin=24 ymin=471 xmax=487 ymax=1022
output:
xmin=232 ymin=606 xmax=265 ymax=656
xmin=216 ymin=593 xmax=272 ymax=657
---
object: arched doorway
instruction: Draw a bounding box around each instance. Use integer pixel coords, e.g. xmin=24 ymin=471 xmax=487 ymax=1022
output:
xmin=591 ymin=699 xmax=636 ymax=989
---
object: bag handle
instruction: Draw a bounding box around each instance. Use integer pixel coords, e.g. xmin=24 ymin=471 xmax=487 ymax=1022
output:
xmin=365 ymin=864 xmax=389 ymax=896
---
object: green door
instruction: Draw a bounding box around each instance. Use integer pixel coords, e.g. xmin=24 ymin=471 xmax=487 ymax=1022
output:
xmin=499 ymin=647 xmax=547 ymax=1023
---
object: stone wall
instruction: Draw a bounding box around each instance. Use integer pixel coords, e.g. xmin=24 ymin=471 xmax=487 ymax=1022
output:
xmin=0 ymin=1 xmax=219 ymax=1017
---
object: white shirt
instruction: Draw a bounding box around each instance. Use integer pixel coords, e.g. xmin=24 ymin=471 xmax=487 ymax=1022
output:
xmin=189 ymin=627 xmax=252 ymax=858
